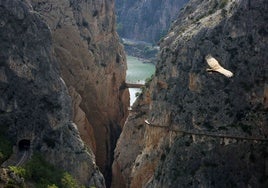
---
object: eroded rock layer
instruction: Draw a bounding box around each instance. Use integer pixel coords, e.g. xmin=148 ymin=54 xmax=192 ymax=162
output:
xmin=113 ymin=0 xmax=268 ymax=187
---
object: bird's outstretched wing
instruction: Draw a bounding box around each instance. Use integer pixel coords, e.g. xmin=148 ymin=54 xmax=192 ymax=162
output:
xmin=205 ymin=54 xmax=234 ymax=78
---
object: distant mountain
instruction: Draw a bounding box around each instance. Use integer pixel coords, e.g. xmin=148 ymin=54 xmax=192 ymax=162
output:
xmin=116 ymin=0 xmax=189 ymax=43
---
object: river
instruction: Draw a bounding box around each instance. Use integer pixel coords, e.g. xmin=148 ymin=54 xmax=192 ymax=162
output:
xmin=126 ymin=56 xmax=155 ymax=106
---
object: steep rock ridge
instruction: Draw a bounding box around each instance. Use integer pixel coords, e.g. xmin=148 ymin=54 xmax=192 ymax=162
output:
xmin=0 ymin=0 xmax=104 ymax=187
xmin=28 ymin=0 xmax=129 ymax=184
xmin=115 ymin=0 xmax=189 ymax=43
xmin=113 ymin=0 xmax=268 ymax=187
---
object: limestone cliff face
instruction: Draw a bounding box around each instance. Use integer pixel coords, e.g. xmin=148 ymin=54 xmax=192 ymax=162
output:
xmin=113 ymin=0 xmax=268 ymax=187
xmin=0 ymin=0 xmax=104 ymax=187
xmin=116 ymin=0 xmax=189 ymax=43
xmin=28 ymin=0 xmax=129 ymax=183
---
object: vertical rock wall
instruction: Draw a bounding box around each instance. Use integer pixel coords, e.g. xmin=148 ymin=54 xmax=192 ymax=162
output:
xmin=113 ymin=0 xmax=268 ymax=187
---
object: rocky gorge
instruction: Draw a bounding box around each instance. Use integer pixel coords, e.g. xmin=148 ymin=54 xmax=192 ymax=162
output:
xmin=0 ymin=0 xmax=267 ymax=187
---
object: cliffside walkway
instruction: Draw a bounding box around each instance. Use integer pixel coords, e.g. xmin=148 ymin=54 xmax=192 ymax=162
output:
xmin=144 ymin=120 xmax=268 ymax=142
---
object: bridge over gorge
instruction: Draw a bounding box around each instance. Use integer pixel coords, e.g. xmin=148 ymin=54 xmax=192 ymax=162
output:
xmin=121 ymin=82 xmax=145 ymax=89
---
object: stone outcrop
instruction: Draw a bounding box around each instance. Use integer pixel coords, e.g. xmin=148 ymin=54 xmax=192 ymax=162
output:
xmin=112 ymin=0 xmax=268 ymax=187
xmin=27 ymin=0 xmax=129 ymax=185
xmin=116 ymin=0 xmax=189 ymax=43
xmin=0 ymin=0 xmax=104 ymax=187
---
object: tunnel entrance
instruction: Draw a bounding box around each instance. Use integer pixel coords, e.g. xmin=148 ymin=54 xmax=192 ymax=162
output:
xmin=18 ymin=139 xmax=30 ymax=151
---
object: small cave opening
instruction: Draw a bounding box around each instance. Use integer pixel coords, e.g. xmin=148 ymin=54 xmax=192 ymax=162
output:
xmin=18 ymin=139 xmax=31 ymax=151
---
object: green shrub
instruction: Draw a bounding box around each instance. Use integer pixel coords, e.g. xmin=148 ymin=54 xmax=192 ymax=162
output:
xmin=135 ymin=92 xmax=140 ymax=97
xmin=9 ymin=166 xmax=26 ymax=178
xmin=47 ymin=185 xmax=58 ymax=188
xmin=145 ymin=75 xmax=153 ymax=87
xmin=18 ymin=153 xmax=83 ymax=188
xmin=141 ymin=86 xmax=146 ymax=95
xmin=61 ymin=172 xmax=80 ymax=188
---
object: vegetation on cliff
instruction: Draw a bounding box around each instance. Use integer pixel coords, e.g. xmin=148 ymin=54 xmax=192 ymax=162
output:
xmin=6 ymin=154 xmax=82 ymax=188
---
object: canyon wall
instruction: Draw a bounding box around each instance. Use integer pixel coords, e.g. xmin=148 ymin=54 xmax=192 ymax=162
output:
xmin=112 ymin=0 xmax=268 ymax=187
xmin=115 ymin=0 xmax=189 ymax=43
xmin=0 ymin=0 xmax=104 ymax=187
xmin=28 ymin=0 xmax=129 ymax=185
xmin=0 ymin=0 xmax=129 ymax=187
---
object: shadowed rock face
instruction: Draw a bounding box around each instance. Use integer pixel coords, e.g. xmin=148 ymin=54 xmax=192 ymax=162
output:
xmin=0 ymin=0 xmax=104 ymax=187
xmin=113 ymin=0 xmax=268 ymax=187
xmin=27 ymin=0 xmax=129 ymax=185
xmin=115 ymin=0 xmax=189 ymax=43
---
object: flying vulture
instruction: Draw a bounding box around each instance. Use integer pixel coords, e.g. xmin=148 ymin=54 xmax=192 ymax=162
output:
xmin=205 ymin=54 xmax=234 ymax=78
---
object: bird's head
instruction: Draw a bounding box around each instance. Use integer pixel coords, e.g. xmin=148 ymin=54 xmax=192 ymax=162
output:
xmin=205 ymin=54 xmax=213 ymax=61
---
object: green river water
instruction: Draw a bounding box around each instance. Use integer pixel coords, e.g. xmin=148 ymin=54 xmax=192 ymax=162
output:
xmin=126 ymin=56 xmax=155 ymax=106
